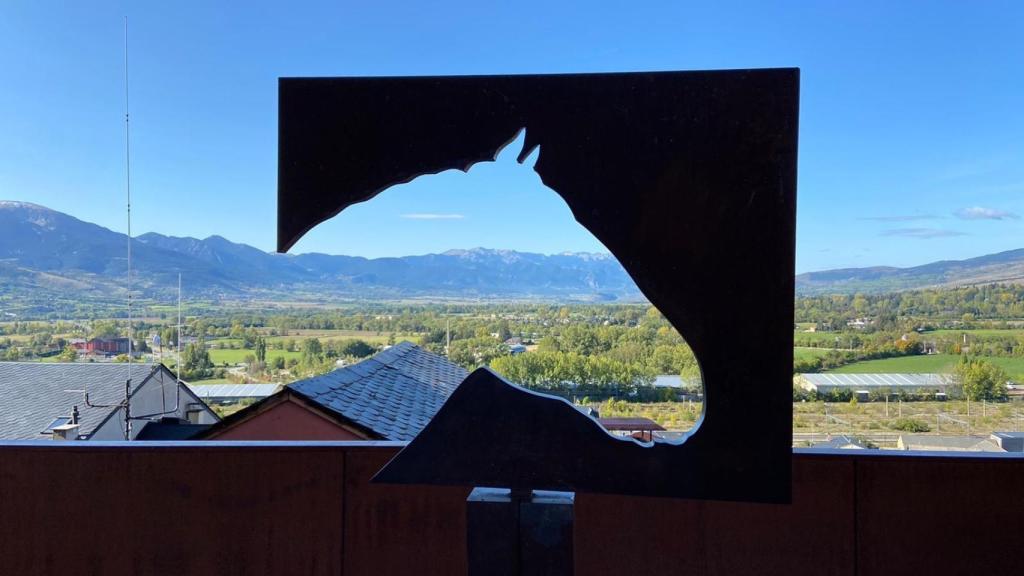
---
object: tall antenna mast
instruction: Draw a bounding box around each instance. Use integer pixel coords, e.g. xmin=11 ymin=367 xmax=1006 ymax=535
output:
xmin=123 ymin=16 xmax=133 ymax=440
xmin=86 ymin=17 xmax=135 ymax=436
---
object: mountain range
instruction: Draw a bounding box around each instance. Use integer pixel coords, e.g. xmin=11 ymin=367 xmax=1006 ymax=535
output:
xmin=3 ymin=201 xmax=1024 ymax=305
xmin=795 ymin=249 xmax=1024 ymax=295
xmin=0 ymin=201 xmax=643 ymax=303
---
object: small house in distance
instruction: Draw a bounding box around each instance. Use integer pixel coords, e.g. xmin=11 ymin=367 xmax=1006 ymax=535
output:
xmin=897 ymin=434 xmax=1005 ymax=452
xmin=0 ymin=362 xmax=219 ymax=440
xmin=991 ymin=432 xmax=1024 ymax=452
xmin=811 ymin=435 xmax=870 ymax=450
xmin=70 ymin=337 xmax=132 ymax=357
xmin=200 ymin=342 xmax=468 ymax=441
xmin=597 ymin=417 xmax=666 ymax=442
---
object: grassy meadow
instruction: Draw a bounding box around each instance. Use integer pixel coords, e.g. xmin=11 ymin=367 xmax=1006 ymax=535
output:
xmin=200 ymin=329 xmax=421 ymax=365
xmin=793 ymin=347 xmax=831 ymax=361
xmin=207 ymin=348 xmax=303 ymax=365
xmin=828 ymin=353 xmax=1024 ymax=380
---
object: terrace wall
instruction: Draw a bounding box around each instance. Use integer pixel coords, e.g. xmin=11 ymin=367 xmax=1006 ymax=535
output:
xmin=0 ymin=442 xmax=1020 ymax=576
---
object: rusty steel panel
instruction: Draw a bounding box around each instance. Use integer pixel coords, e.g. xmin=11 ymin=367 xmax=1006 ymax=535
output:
xmin=2 ymin=444 xmax=1019 ymax=575
xmin=342 ymin=447 xmax=471 ymax=576
xmin=573 ymin=454 xmax=856 ymax=576
xmin=0 ymin=444 xmax=344 ymax=576
xmin=856 ymin=455 xmax=1024 ymax=576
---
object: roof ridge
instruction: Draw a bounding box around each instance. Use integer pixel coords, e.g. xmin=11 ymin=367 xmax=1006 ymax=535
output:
xmin=282 ymin=342 xmax=466 ymax=441
xmin=373 ymin=340 xmax=418 ymax=361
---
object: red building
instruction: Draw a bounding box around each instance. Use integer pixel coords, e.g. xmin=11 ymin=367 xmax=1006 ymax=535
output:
xmin=203 ymin=389 xmax=375 ymax=440
xmin=71 ymin=338 xmax=131 ymax=356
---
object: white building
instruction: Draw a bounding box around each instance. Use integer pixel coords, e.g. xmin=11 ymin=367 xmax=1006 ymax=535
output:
xmin=796 ymin=373 xmax=954 ymax=395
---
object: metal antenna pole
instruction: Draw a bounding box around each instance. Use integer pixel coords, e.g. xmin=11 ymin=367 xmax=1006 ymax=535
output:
xmin=123 ymin=16 xmax=133 ymax=441
xmin=123 ymin=274 xmax=185 ymax=423
xmin=177 ymin=273 xmax=182 ymax=383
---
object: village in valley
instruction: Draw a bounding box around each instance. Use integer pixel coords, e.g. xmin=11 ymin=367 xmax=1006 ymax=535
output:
xmin=3 ymin=282 xmax=1024 ymax=453
xmin=3 ymin=3 xmax=1023 ymax=574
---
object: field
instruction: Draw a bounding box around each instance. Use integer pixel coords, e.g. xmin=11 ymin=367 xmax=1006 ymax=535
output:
xmin=794 ymin=347 xmax=831 ymax=361
xmin=258 ymin=329 xmax=420 ymax=345
xmin=921 ymin=328 xmax=1024 ymax=339
xmin=604 ymin=399 xmax=1024 ymax=447
xmin=209 ymin=329 xmax=419 ymax=349
xmin=207 ymin=348 xmax=304 ymax=365
xmin=792 ymin=399 xmax=1024 ymax=447
xmin=597 ymin=399 xmax=702 ymax=431
xmin=202 ymin=329 xmax=420 ymax=365
xmin=792 ymin=330 xmax=851 ymax=346
xmin=828 ymin=354 xmax=1024 ymax=380
xmin=188 ymin=377 xmax=233 ymax=385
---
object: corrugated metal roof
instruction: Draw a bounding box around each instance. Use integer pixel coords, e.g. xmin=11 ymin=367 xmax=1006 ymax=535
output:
xmin=288 ymin=341 xmax=467 ymax=441
xmin=186 ymin=383 xmax=280 ymax=399
xmin=0 ymin=362 xmax=158 ymax=439
xmin=800 ymin=373 xmax=955 ymax=389
xmin=653 ymin=375 xmax=701 ymax=388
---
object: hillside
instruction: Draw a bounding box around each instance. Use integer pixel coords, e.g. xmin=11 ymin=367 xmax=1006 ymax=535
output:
xmin=796 ymin=249 xmax=1024 ymax=295
xmin=0 ymin=201 xmax=643 ymax=304
xmin=6 ymin=201 xmax=1023 ymax=304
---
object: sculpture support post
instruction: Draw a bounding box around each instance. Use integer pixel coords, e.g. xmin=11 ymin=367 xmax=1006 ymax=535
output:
xmin=467 ymin=488 xmax=574 ymax=576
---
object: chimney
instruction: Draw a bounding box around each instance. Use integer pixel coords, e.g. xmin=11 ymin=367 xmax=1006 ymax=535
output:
xmin=51 ymin=423 xmax=79 ymax=441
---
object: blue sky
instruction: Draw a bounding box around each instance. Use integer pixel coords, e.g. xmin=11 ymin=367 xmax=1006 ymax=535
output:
xmin=1 ymin=1 xmax=1022 ymax=273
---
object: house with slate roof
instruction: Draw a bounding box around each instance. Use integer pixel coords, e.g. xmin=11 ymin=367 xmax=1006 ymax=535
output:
xmin=811 ymin=435 xmax=870 ymax=450
xmin=0 ymin=362 xmax=219 ymax=440
xmin=200 ymin=341 xmax=468 ymax=441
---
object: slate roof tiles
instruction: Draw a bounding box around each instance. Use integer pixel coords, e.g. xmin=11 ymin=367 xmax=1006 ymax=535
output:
xmin=288 ymin=341 xmax=468 ymax=441
xmin=0 ymin=362 xmax=159 ymax=439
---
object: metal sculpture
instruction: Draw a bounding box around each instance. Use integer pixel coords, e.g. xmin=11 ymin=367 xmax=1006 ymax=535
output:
xmin=278 ymin=70 xmax=798 ymax=502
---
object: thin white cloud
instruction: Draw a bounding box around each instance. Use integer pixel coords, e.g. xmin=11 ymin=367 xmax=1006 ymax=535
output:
xmin=859 ymin=214 xmax=936 ymax=222
xmin=881 ymin=228 xmax=967 ymax=239
xmin=399 ymin=213 xmax=465 ymax=220
xmin=954 ymin=206 xmax=1019 ymax=220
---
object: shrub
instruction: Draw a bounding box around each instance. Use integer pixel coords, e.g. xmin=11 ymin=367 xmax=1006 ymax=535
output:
xmin=889 ymin=417 xmax=930 ymax=433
